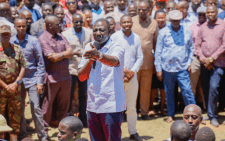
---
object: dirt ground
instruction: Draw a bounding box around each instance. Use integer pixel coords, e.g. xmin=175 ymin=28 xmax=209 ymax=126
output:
xmin=24 ymin=103 xmax=225 ymax=141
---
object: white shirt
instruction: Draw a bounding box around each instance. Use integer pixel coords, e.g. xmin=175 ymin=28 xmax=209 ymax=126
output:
xmin=33 ymin=3 xmax=42 ymax=16
xmin=111 ymin=30 xmax=143 ymax=73
xmin=78 ymin=38 xmax=126 ymax=113
xmin=114 ymin=6 xmax=128 ymax=15
xmin=0 ymin=17 xmax=14 ymax=30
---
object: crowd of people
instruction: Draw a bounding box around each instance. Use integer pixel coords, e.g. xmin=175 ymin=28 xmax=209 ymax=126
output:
xmin=0 ymin=0 xmax=225 ymax=140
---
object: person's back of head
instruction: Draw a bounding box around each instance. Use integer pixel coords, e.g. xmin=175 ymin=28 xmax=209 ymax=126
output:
xmin=195 ymin=127 xmax=216 ymax=141
xmin=58 ymin=116 xmax=84 ymax=141
xmin=171 ymin=120 xmax=191 ymax=141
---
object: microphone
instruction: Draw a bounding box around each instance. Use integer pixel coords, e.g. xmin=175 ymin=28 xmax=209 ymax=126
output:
xmin=92 ymin=41 xmax=100 ymax=69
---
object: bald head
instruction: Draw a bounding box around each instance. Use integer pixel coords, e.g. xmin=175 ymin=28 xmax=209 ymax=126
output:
xmin=171 ymin=120 xmax=191 ymax=141
xmin=166 ymin=1 xmax=176 ymax=12
xmin=128 ymin=3 xmax=137 ymax=17
xmin=205 ymin=0 xmax=218 ymax=7
xmin=177 ymin=1 xmax=189 ymax=18
xmin=60 ymin=116 xmax=83 ymax=133
xmin=183 ymin=104 xmax=202 ymax=117
xmin=138 ymin=0 xmax=150 ymax=9
xmin=45 ymin=15 xmax=60 ymax=34
xmin=20 ymin=9 xmax=32 ymax=18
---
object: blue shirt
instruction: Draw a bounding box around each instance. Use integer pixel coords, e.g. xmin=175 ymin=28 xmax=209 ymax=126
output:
xmin=91 ymin=6 xmax=104 ymax=25
xmin=10 ymin=34 xmax=46 ymax=88
xmin=19 ymin=5 xmax=42 ymax=23
xmin=168 ymin=25 xmax=184 ymax=46
xmin=218 ymin=10 xmax=225 ymax=20
xmin=111 ymin=30 xmax=143 ymax=73
xmin=72 ymin=28 xmax=83 ymax=42
xmin=9 ymin=0 xmax=16 ymax=6
xmin=78 ymin=38 xmax=126 ymax=113
xmin=154 ymin=25 xmax=194 ymax=72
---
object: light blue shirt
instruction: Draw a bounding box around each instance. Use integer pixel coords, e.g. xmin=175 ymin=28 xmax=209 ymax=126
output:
xmin=154 ymin=26 xmax=194 ymax=72
xmin=72 ymin=28 xmax=83 ymax=42
xmin=78 ymin=38 xmax=126 ymax=113
xmin=91 ymin=6 xmax=105 ymax=25
xmin=111 ymin=30 xmax=143 ymax=73
xmin=10 ymin=34 xmax=46 ymax=88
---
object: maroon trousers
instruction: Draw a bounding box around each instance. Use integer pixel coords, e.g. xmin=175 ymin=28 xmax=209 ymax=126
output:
xmin=42 ymin=79 xmax=71 ymax=128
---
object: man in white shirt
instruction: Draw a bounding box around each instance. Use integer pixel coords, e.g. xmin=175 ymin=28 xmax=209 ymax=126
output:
xmin=78 ymin=18 xmax=125 ymax=141
xmin=111 ymin=15 xmax=143 ymax=141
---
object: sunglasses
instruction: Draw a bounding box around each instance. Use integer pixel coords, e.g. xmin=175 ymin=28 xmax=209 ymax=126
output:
xmin=198 ymin=13 xmax=206 ymax=16
xmin=66 ymin=2 xmax=76 ymax=5
xmin=74 ymin=21 xmax=83 ymax=23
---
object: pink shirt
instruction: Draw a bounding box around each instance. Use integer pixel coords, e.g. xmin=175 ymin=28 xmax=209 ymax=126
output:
xmin=38 ymin=30 xmax=71 ymax=83
xmin=195 ymin=18 xmax=225 ymax=67
xmin=189 ymin=21 xmax=201 ymax=55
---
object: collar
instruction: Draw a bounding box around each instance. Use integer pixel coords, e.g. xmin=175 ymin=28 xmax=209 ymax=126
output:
xmin=100 ymin=38 xmax=111 ymax=49
xmin=44 ymin=30 xmax=59 ymax=40
xmin=15 ymin=34 xmax=29 ymax=44
xmin=92 ymin=6 xmax=102 ymax=15
xmin=168 ymin=25 xmax=183 ymax=33
xmin=72 ymin=27 xmax=83 ymax=35
xmin=120 ymin=30 xmax=133 ymax=38
xmin=207 ymin=18 xmax=221 ymax=26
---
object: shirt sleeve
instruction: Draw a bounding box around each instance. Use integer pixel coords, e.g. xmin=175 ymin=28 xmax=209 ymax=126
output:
xmin=33 ymin=39 xmax=46 ymax=85
xmin=19 ymin=49 xmax=27 ymax=68
xmin=110 ymin=41 xmax=125 ymax=67
xmin=130 ymin=37 xmax=143 ymax=73
xmin=195 ymin=27 xmax=206 ymax=61
xmin=187 ymin=31 xmax=194 ymax=66
xmin=78 ymin=43 xmax=91 ymax=69
xmin=154 ymin=31 xmax=164 ymax=72
xmin=38 ymin=36 xmax=55 ymax=57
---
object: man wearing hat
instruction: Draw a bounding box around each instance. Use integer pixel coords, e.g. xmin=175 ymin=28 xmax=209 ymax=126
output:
xmin=189 ymin=6 xmax=207 ymax=108
xmin=0 ymin=25 xmax=26 ymax=140
xmin=0 ymin=114 xmax=13 ymax=141
xmin=154 ymin=10 xmax=196 ymax=122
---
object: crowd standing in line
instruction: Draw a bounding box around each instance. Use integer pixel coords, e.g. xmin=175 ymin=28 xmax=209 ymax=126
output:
xmin=0 ymin=0 xmax=225 ymax=140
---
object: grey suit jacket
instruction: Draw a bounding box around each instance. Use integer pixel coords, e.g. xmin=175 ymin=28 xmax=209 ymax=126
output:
xmin=62 ymin=27 xmax=93 ymax=75
xmin=30 ymin=19 xmax=44 ymax=37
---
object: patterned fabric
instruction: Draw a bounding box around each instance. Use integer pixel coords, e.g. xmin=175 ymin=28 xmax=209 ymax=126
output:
xmin=19 ymin=5 xmax=42 ymax=23
xmin=111 ymin=30 xmax=143 ymax=73
xmin=10 ymin=34 xmax=46 ymax=88
xmin=195 ymin=18 xmax=225 ymax=67
xmin=168 ymin=25 xmax=184 ymax=46
xmin=0 ymin=43 xmax=26 ymax=134
xmin=154 ymin=26 xmax=194 ymax=72
xmin=189 ymin=21 xmax=201 ymax=55
xmin=39 ymin=30 xmax=71 ymax=83
xmin=78 ymin=38 xmax=126 ymax=113
xmin=0 ymin=44 xmax=26 ymax=84
xmin=0 ymin=25 xmax=11 ymax=33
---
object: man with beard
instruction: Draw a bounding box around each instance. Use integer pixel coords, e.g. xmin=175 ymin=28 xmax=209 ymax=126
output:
xmin=195 ymin=5 xmax=225 ymax=127
xmin=62 ymin=13 xmax=93 ymax=127
xmin=90 ymin=0 xmax=104 ymax=25
xmin=19 ymin=0 xmax=42 ymax=23
xmin=154 ymin=10 xmax=196 ymax=123
xmin=78 ymin=18 xmax=125 ymax=140
xmin=111 ymin=15 xmax=143 ymax=141
xmin=10 ymin=17 xmax=47 ymax=141
xmin=128 ymin=3 xmax=137 ymax=17
xmin=20 ymin=10 xmax=32 ymax=34
xmin=183 ymin=104 xmax=203 ymax=141
xmin=30 ymin=4 xmax=53 ymax=37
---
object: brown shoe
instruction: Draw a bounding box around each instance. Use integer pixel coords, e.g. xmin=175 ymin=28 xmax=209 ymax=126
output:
xmin=9 ymin=134 xmax=18 ymax=141
xmin=166 ymin=116 xmax=174 ymax=123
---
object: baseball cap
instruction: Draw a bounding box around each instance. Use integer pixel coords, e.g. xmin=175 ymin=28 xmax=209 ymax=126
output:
xmin=168 ymin=10 xmax=183 ymax=20
xmin=0 ymin=25 xmax=11 ymax=34
xmin=197 ymin=6 xmax=207 ymax=14
xmin=0 ymin=114 xmax=13 ymax=132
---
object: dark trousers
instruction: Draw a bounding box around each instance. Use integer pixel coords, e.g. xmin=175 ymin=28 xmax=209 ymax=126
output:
xmin=201 ymin=64 xmax=225 ymax=119
xmin=87 ymin=111 xmax=123 ymax=141
xmin=42 ymin=79 xmax=70 ymax=128
xmin=69 ymin=75 xmax=87 ymax=124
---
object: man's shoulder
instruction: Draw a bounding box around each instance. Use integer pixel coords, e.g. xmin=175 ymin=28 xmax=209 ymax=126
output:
xmin=159 ymin=26 xmax=170 ymax=35
xmin=61 ymin=27 xmax=73 ymax=36
xmin=83 ymin=27 xmax=93 ymax=34
xmin=12 ymin=43 xmax=22 ymax=52
xmin=31 ymin=19 xmax=43 ymax=26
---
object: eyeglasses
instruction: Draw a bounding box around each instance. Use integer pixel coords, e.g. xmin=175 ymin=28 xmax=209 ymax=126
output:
xmin=198 ymin=13 xmax=206 ymax=16
xmin=73 ymin=21 xmax=83 ymax=23
xmin=66 ymin=2 xmax=76 ymax=5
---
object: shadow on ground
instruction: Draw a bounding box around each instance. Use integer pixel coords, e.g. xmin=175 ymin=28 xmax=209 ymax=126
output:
xmin=122 ymin=136 xmax=153 ymax=141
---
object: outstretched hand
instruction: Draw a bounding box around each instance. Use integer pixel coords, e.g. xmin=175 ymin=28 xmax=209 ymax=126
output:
xmin=83 ymin=43 xmax=100 ymax=61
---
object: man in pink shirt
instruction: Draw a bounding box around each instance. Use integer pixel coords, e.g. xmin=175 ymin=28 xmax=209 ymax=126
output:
xmin=189 ymin=6 xmax=207 ymax=108
xmin=195 ymin=5 xmax=225 ymax=127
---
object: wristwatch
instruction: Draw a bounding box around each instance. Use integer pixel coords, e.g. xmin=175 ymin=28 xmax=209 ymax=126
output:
xmin=208 ymin=57 xmax=214 ymax=63
xmin=16 ymin=80 xmax=22 ymax=85
xmin=98 ymin=52 xmax=103 ymax=59
xmin=61 ymin=53 xmax=64 ymax=58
